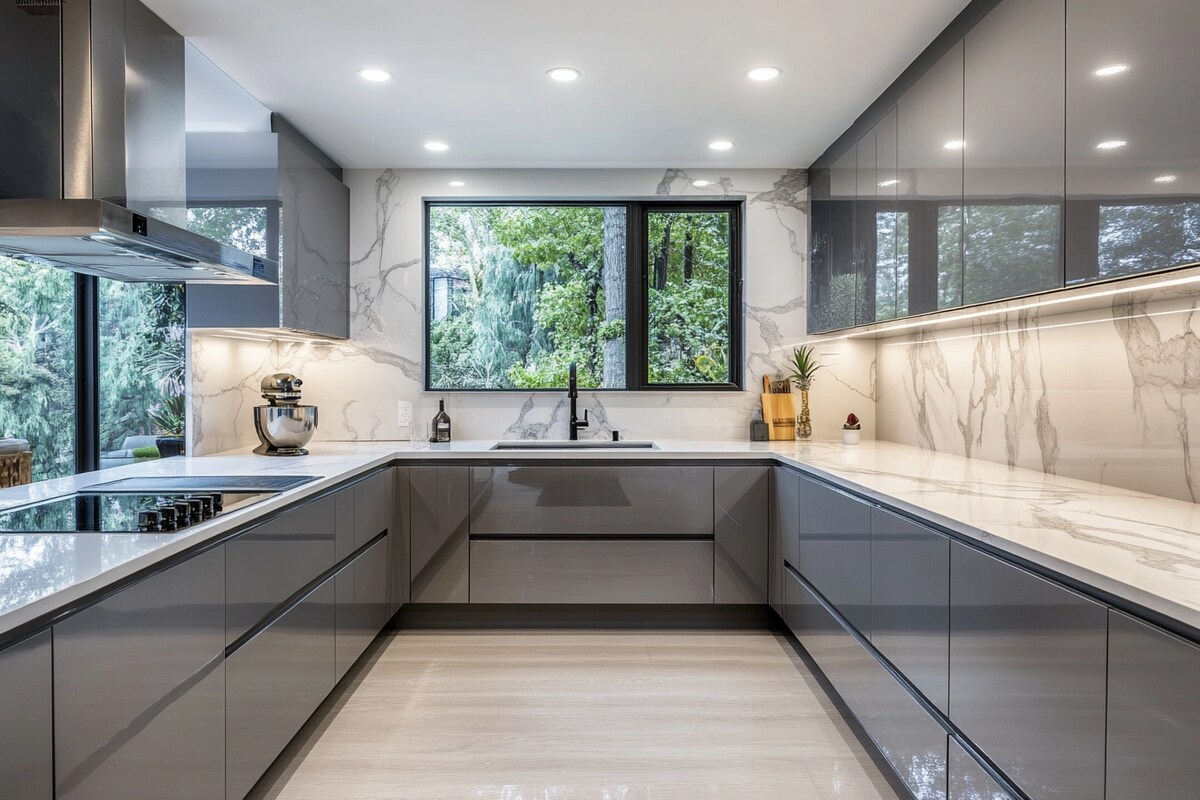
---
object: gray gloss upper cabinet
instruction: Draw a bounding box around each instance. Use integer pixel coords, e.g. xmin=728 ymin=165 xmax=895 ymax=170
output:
xmin=854 ymin=125 xmax=878 ymax=324
xmin=874 ymin=108 xmax=907 ymax=321
xmin=796 ymin=476 xmax=871 ymax=634
xmin=411 ymin=466 xmax=470 ymax=603
xmin=898 ymin=41 xmax=964 ymax=314
xmin=948 ymin=542 xmax=1107 ymax=800
xmin=714 ymin=466 xmax=769 ymax=604
xmin=963 ymin=0 xmax=1065 ymax=304
xmin=870 ymin=508 xmax=949 ymax=713
xmin=1106 ymin=611 xmax=1200 ymax=799
xmin=0 ymin=630 xmax=52 ymax=800
xmin=1064 ymin=0 xmax=1200 ymax=284
xmin=54 ymin=547 xmax=226 ymax=800
xmin=809 ymin=152 xmax=857 ymax=332
xmin=807 ymin=168 xmax=835 ymax=334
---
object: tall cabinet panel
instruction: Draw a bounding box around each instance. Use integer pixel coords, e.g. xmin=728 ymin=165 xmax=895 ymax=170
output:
xmin=854 ymin=126 xmax=878 ymax=324
xmin=808 ymin=168 xmax=834 ymax=334
xmin=1065 ymin=0 xmax=1200 ymax=283
xmin=949 ymin=542 xmax=1107 ymax=800
xmin=963 ymin=0 xmax=1065 ymax=304
xmin=410 ymin=466 xmax=470 ymax=603
xmin=0 ymin=630 xmax=52 ymax=799
xmin=898 ymin=41 xmax=965 ymax=314
xmin=714 ymin=466 xmax=769 ymax=604
xmin=1106 ymin=611 xmax=1200 ymax=798
xmin=874 ymin=108 xmax=907 ymax=320
xmin=810 ymin=150 xmax=858 ymax=332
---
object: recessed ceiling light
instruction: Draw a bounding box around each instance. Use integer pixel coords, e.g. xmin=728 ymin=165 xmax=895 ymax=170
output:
xmin=1096 ymin=139 xmax=1127 ymax=150
xmin=357 ymin=68 xmax=393 ymax=83
xmin=546 ymin=67 xmax=581 ymax=82
xmin=878 ymin=178 xmax=900 ymax=187
xmin=1154 ymin=174 xmax=1178 ymax=184
xmin=943 ymin=139 xmax=966 ymax=150
xmin=708 ymin=140 xmax=734 ymax=151
xmin=692 ymin=179 xmax=712 ymax=188
xmin=1093 ymin=63 xmax=1129 ymax=78
xmin=424 ymin=141 xmax=450 ymax=152
xmin=448 ymin=180 xmax=466 ymax=187
xmin=747 ymin=66 xmax=782 ymax=82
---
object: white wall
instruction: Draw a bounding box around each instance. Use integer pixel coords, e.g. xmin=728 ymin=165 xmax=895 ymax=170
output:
xmin=188 ymin=168 xmax=877 ymax=454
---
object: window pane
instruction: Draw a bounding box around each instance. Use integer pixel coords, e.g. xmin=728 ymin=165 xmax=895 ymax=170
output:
xmin=99 ymin=282 xmax=186 ymax=469
xmin=1099 ymin=202 xmax=1200 ymax=278
xmin=646 ymin=210 xmax=733 ymax=385
xmin=0 ymin=257 xmax=75 ymax=480
xmin=427 ymin=205 xmax=627 ymax=390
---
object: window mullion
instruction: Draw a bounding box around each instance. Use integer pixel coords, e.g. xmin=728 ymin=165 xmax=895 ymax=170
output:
xmin=74 ymin=274 xmax=99 ymax=474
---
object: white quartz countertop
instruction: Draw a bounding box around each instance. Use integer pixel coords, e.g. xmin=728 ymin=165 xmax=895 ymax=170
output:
xmin=2 ymin=438 xmax=1199 ymax=640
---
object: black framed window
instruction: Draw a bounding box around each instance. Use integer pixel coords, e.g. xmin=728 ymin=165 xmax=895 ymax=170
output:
xmin=424 ymin=200 xmax=742 ymax=392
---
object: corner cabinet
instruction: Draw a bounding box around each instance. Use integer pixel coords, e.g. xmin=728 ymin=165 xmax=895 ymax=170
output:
xmin=410 ymin=466 xmax=470 ymax=603
xmin=0 ymin=630 xmax=53 ymax=799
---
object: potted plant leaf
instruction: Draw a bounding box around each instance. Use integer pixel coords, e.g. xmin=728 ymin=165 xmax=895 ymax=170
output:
xmin=785 ymin=345 xmax=821 ymax=439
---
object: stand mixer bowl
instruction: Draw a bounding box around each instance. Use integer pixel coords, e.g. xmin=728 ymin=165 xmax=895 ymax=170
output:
xmin=253 ymin=405 xmax=317 ymax=455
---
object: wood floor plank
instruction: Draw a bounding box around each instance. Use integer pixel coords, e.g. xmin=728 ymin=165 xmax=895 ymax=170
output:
xmin=247 ymin=630 xmax=902 ymax=800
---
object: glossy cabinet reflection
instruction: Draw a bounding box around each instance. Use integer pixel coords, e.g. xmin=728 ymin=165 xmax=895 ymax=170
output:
xmin=1065 ymin=0 xmax=1200 ymax=283
xmin=963 ymin=0 xmax=1064 ymax=303
xmin=714 ymin=466 xmax=769 ymax=604
xmin=874 ymin=108 xmax=907 ymax=320
xmin=809 ymin=151 xmax=858 ymax=332
xmin=335 ymin=537 xmax=390 ymax=682
xmin=0 ymin=630 xmax=52 ymax=800
xmin=796 ymin=476 xmax=871 ymax=634
xmin=854 ymin=125 xmax=878 ymax=323
xmin=1105 ymin=611 xmax=1200 ymax=798
xmin=54 ymin=548 xmax=226 ymax=800
xmin=898 ymin=41 xmax=965 ymax=314
xmin=807 ymin=168 xmax=835 ymax=333
xmin=410 ymin=466 xmax=470 ymax=603
xmin=870 ymin=508 xmax=949 ymax=712
xmin=949 ymin=738 xmax=1015 ymax=800
xmin=948 ymin=542 xmax=1107 ymax=800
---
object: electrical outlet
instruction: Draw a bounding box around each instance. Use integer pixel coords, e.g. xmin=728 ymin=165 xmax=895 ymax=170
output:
xmin=397 ymin=401 xmax=413 ymax=426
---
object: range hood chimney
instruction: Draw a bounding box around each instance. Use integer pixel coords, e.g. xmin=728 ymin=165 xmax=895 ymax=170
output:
xmin=0 ymin=0 xmax=277 ymax=284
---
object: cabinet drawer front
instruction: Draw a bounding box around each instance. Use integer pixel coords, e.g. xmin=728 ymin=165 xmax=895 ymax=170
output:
xmin=354 ymin=469 xmax=393 ymax=549
xmin=335 ymin=536 xmax=390 ymax=681
xmin=470 ymin=466 xmax=714 ymax=535
xmin=797 ymin=476 xmax=871 ymax=634
xmin=226 ymin=578 xmax=335 ymax=800
xmin=1 ymin=631 xmax=52 ymax=800
xmin=470 ymin=540 xmax=714 ymax=604
xmin=949 ymin=738 xmax=1015 ymax=800
xmin=227 ymin=495 xmax=336 ymax=645
xmin=714 ymin=466 xmax=769 ymax=604
xmin=785 ymin=569 xmax=947 ymax=800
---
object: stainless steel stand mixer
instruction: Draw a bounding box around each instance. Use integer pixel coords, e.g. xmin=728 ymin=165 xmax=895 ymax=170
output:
xmin=253 ymin=373 xmax=318 ymax=456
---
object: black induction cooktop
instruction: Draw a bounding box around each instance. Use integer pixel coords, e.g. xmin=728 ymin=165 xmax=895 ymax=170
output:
xmin=0 ymin=490 xmax=273 ymax=533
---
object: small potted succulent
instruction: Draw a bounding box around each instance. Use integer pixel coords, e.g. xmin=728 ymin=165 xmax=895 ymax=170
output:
xmin=842 ymin=413 xmax=862 ymax=445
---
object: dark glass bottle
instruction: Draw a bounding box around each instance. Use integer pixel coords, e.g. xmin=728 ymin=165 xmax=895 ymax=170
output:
xmin=432 ymin=399 xmax=451 ymax=443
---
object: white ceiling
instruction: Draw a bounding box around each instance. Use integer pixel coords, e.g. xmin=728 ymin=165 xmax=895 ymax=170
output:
xmin=144 ymin=0 xmax=972 ymax=170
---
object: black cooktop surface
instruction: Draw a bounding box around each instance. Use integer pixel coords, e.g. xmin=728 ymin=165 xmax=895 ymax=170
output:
xmin=0 ymin=491 xmax=272 ymax=533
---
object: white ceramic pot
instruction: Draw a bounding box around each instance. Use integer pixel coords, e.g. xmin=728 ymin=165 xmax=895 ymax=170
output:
xmin=842 ymin=428 xmax=861 ymax=446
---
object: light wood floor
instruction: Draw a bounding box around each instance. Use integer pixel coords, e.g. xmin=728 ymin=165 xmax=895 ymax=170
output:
xmin=248 ymin=630 xmax=903 ymax=800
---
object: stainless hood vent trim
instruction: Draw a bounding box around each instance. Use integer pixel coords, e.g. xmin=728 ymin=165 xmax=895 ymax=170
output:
xmin=0 ymin=199 xmax=278 ymax=284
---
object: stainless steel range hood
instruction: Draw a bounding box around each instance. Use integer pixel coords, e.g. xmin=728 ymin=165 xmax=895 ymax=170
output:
xmin=0 ymin=0 xmax=277 ymax=284
xmin=0 ymin=199 xmax=275 ymax=283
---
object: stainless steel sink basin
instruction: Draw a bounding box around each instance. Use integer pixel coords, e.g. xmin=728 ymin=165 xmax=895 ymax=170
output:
xmin=490 ymin=440 xmax=658 ymax=450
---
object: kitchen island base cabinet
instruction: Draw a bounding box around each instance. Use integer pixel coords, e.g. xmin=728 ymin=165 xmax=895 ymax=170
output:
xmin=469 ymin=540 xmax=714 ymax=604
xmin=53 ymin=548 xmax=226 ymax=800
xmin=797 ymin=476 xmax=872 ymax=635
xmin=0 ymin=629 xmax=52 ymax=799
xmin=335 ymin=536 xmax=390 ymax=682
xmin=784 ymin=568 xmax=947 ymax=799
xmin=949 ymin=542 xmax=1107 ymax=800
xmin=949 ymin=739 xmax=1015 ymax=800
xmin=1106 ymin=611 xmax=1200 ymax=799
xmin=410 ymin=466 xmax=469 ymax=603
xmin=227 ymin=578 xmax=336 ymax=800
xmin=714 ymin=466 xmax=769 ymax=604
xmin=770 ymin=467 xmax=800 ymax=613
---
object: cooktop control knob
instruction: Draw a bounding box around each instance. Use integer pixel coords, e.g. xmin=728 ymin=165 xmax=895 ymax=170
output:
xmin=137 ymin=510 xmax=162 ymax=532
xmin=210 ymin=493 xmax=224 ymax=513
xmin=156 ymin=504 xmax=178 ymax=531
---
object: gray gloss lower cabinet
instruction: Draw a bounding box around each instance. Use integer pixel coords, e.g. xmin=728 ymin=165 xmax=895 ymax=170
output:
xmin=227 ymin=578 xmax=336 ymax=800
xmin=0 ymin=630 xmax=52 ymax=799
xmin=470 ymin=540 xmax=714 ymax=604
xmin=335 ymin=536 xmax=390 ymax=682
xmin=469 ymin=465 xmax=714 ymax=535
xmin=949 ymin=542 xmax=1107 ymax=800
xmin=335 ymin=469 xmax=393 ymax=563
xmin=870 ymin=508 xmax=949 ymax=712
xmin=1106 ymin=611 xmax=1200 ymax=799
xmin=390 ymin=466 xmax=410 ymax=613
xmin=773 ymin=467 xmax=800 ymax=576
xmin=714 ymin=466 xmax=769 ymax=603
xmin=797 ymin=476 xmax=871 ymax=634
xmin=785 ymin=568 xmax=947 ymax=799
xmin=54 ymin=548 xmax=226 ymax=800
xmin=949 ymin=739 xmax=1014 ymax=800
xmin=226 ymin=494 xmax=336 ymax=645
xmin=410 ymin=466 xmax=469 ymax=603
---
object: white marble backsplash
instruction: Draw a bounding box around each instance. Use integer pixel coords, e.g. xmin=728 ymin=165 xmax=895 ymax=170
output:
xmin=876 ymin=282 xmax=1200 ymax=504
xmin=188 ymin=168 xmax=877 ymax=454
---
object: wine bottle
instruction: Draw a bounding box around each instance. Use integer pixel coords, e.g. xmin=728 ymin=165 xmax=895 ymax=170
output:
xmin=432 ymin=399 xmax=452 ymax=443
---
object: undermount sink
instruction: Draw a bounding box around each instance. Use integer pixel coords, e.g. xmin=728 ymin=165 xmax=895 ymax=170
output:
xmin=490 ymin=440 xmax=658 ymax=450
